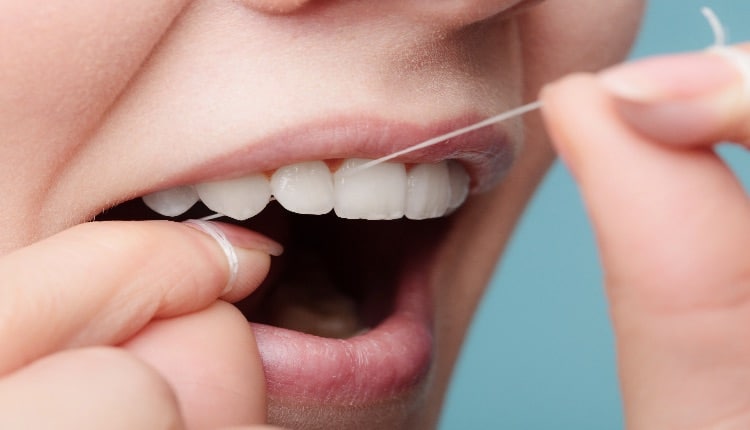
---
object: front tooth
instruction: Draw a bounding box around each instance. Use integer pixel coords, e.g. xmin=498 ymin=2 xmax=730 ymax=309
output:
xmin=270 ymin=161 xmax=334 ymax=215
xmin=447 ymin=161 xmax=470 ymax=211
xmin=142 ymin=185 xmax=199 ymax=217
xmin=405 ymin=162 xmax=451 ymax=220
xmin=333 ymin=159 xmax=407 ymax=220
xmin=195 ymin=174 xmax=271 ymax=220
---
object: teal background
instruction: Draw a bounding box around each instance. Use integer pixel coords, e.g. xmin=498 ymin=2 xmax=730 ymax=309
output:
xmin=440 ymin=1 xmax=750 ymax=428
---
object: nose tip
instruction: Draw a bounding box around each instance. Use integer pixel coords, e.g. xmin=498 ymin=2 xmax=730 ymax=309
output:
xmin=241 ymin=0 xmax=312 ymax=14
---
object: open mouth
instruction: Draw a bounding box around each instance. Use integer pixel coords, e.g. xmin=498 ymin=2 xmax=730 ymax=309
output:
xmin=97 ymin=157 xmax=464 ymax=401
xmin=91 ymin=114 xmax=516 ymax=419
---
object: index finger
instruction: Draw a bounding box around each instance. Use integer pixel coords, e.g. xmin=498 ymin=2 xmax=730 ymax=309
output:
xmin=0 ymin=220 xmax=280 ymax=376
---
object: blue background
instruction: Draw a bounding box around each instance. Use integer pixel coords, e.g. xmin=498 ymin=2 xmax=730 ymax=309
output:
xmin=440 ymin=1 xmax=750 ymax=428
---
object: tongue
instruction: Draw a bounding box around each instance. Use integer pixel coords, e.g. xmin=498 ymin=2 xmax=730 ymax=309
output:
xmin=263 ymin=277 xmax=364 ymax=339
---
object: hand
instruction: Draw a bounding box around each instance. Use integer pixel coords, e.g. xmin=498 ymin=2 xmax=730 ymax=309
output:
xmin=540 ymin=44 xmax=750 ymax=429
xmin=0 ymin=220 xmax=281 ymax=429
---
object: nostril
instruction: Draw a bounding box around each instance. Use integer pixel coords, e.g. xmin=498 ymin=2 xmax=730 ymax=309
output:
xmin=240 ymin=0 xmax=312 ymax=14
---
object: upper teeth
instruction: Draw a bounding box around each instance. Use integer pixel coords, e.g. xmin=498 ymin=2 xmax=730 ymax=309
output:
xmin=142 ymin=159 xmax=470 ymax=221
xmin=195 ymin=174 xmax=272 ymax=221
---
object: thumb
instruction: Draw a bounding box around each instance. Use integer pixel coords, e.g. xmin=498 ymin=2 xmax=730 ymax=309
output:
xmin=595 ymin=43 xmax=750 ymax=146
xmin=540 ymin=48 xmax=750 ymax=428
xmin=0 ymin=220 xmax=282 ymax=376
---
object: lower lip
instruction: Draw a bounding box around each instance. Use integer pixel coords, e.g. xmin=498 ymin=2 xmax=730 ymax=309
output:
xmin=250 ymin=259 xmax=434 ymax=404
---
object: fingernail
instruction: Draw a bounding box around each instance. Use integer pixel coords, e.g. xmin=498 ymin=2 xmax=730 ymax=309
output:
xmin=599 ymin=52 xmax=741 ymax=103
xmin=597 ymin=50 xmax=750 ymax=144
xmin=207 ymin=222 xmax=284 ymax=257
xmin=182 ymin=220 xmax=283 ymax=294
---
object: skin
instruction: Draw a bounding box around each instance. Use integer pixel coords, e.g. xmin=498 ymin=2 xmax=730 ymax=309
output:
xmin=0 ymin=0 xmax=655 ymax=428
xmin=542 ymin=44 xmax=750 ymax=428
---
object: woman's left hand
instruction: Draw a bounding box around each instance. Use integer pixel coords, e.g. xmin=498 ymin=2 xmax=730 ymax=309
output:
xmin=541 ymin=44 xmax=750 ymax=429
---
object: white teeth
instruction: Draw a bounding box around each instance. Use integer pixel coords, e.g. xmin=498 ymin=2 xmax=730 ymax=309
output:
xmin=270 ymin=161 xmax=334 ymax=215
xmin=447 ymin=161 xmax=470 ymax=211
xmin=141 ymin=185 xmax=199 ymax=217
xmin=405 ymin=162 xmax=451 ymax=220
xmin=143 ymin=159 xmax=471 ymax=220
xmin=195 ymin=174 xmax=271 ymax=221
xmin=333 ymin=159 xmax=407 ymax=220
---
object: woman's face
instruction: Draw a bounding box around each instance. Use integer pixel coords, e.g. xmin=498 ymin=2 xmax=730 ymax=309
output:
xmin=0 ymin=0 xmax=643 ymax=428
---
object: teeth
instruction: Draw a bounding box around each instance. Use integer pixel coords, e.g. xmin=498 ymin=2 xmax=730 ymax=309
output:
xmin=405 ymin=162 xmax=451 ymax=220
xmin=333 ymin=159 xmax=407 ymax=220
xmin=447 ymin=160 xmax=470 ymax=211
xmin=142 ymin=159 xmax=471 ymax=220
xmin=195 ymin=174 xmax=271 ymax=220
xmin=270 ymin=161 xmax=334 ymax=215
xmin=141 ymin=185 xmax=199 ymax=217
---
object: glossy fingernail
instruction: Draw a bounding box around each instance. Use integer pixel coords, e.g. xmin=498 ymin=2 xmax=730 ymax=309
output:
xmin=207 ymin=222 xmax=284 ymax=257
xmin=599 ymin=52 xmax=740 ymax=103
xmin=597 ymin=50 xmax=750 ymax=144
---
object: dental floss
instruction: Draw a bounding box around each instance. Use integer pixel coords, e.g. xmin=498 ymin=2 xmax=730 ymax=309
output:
xmin=200 ymin=212 xmax=225 ymax=221
xmin=344 ymin=100 xmax=543 ymax=175
xmin=701 ymin=7 xmax=726 ymax=47
xmin=346 ymin=7 xmax=742 ymax=176
xmin=175 ymin=7 xmax=741 ymax=221
xmin=183 ymin=219 xmax=239 ymax=294
xmin=701 ymin=6 xmax=750 ymax=97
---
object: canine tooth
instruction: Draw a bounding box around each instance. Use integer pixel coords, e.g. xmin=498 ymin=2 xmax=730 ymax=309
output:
xmin=195 ymin=174 xmax=271 ymax=220
xmin=333 ymin=159 xmax=407 ymax=220
xmin=270 ymin=161 xmax=334 ymax=215
xmin=405 ymin=162 xmax=451 ymax=220
xmin=142 ymin=186 xmax=199 ymax=217
xmin=447 ymin=161 xmax=470 ymax=210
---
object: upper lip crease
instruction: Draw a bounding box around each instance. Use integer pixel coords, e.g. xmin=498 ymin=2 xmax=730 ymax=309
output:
xmin=169 ymin=114 xmax=515 ymax=195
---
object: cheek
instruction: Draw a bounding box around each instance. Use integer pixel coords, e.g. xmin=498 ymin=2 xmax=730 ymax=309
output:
xmin=519 ymin=0 xmax=645 ymax=83
xmin=0 ymin=1 xmax=188 ymax=148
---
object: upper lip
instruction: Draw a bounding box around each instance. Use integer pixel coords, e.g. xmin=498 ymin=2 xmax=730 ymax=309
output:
xmin=161 ymin=113 xmax=515 ymax=197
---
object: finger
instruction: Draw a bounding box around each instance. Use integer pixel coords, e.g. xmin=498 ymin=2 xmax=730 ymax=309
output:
xmin=540 ymin=73 xmax=750 ymax=428
xmin=597 ymin=43 xmax=750 ymax=146
xmin=0 ymin=220 xmax=282 ymax=376
xmin=542 ymin=72 xmax=750 ymax=306
xmin=0 ymin=347 xmax=184 ymax=430
xmin=124 ymin=301 xmax=267 ymax=429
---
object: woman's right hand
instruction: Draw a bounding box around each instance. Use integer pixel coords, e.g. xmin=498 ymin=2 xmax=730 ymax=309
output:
xmin=0 ymin=220 xmax=281 ymax=429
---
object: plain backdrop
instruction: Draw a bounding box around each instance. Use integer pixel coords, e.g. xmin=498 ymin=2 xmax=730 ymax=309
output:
xmin=440 ymin=1 xmax=750 ymax=428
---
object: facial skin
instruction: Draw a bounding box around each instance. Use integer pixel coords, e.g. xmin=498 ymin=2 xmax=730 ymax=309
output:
xmin=0 ymin=0 xmax=643 ymax=428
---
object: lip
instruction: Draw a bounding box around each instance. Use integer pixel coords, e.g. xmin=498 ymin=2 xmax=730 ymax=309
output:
xmin=92 ymin=111 xmax=516 ymax=409
xmin=165 ymin=113 xmax=515 ymax=197
xmin=173 ymin=113 xmax=513 ymax=409
xmin=251 ymin=253 xmax=434 ymax=404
